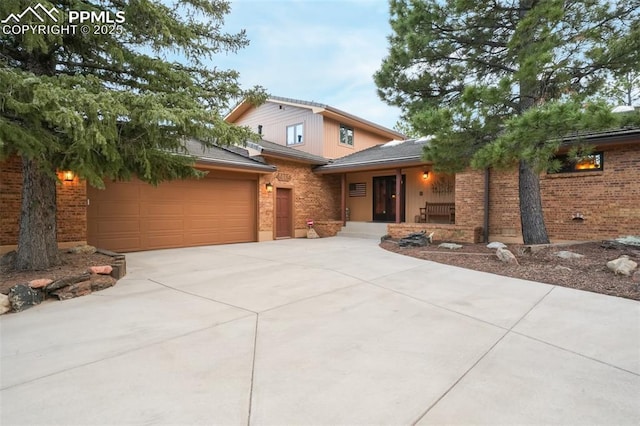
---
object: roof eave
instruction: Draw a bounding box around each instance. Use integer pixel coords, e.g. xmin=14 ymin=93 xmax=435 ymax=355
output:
xmin=315 ymin=158 xmax=428 ymax=174
xmin=195 ymin=157 xmax=276 ymax=174
xmin=224 ymin=99 xmax=253 ymax=122
xmin=319 ymin=108 xmax=406 ymax=140
xmin=260 ymin=151 xmax=328 ymax=166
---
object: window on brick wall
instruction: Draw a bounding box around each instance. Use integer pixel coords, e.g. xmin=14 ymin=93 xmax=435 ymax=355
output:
xmin=550 ymin=151 xmax=604 ymax=173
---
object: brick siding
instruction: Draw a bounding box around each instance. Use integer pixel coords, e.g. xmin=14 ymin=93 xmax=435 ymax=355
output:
xmin=387 ymin=223 xmax=483 ymax=243
xmin=454 ymin=169 xmax=486 ymax=231
xmin=0 ymin=156 xmax=87 ymax=249
xmin=487 ymin=143 xmax=640 ymax=242
xmin=258 ymin=158 xmax=341 ymax=237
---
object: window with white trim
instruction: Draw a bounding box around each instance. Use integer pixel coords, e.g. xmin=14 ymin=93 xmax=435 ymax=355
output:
xmin=286 ymin=123 xmax=304 ymax=145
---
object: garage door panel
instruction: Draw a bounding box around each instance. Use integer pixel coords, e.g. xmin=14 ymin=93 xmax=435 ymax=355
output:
xmin=146 ymin=233 xmax=185 ymax=250
xmin=96 ymin=219 xmax=141 ymax=234
xmin=97 ymin=236 xmax=142 ymax=253
xmin=96 ymin=203 xmax=139 ymax=218
xmin=88 ymin=175 xmax=256 ymax=252
xmin=146 ymin=219 xmax=184 ymax=232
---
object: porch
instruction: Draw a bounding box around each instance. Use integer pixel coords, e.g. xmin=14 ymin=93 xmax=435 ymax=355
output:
xmin=334 ymin=221 xmax=482 ymax=244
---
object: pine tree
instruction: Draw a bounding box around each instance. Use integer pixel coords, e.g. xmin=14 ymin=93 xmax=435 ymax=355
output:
xmin=0 ymin=0 xmax=265 ymax=270
xmin=375 ymin=0 xmax=639 ymax=244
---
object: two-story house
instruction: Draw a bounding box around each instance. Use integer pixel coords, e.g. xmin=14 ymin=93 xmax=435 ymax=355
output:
xmin=1 ymin=96 xmax=405 ymax=253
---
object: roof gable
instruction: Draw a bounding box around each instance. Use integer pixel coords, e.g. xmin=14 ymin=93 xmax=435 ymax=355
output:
xmin=226 ymin=95 xmax=405 ymax=141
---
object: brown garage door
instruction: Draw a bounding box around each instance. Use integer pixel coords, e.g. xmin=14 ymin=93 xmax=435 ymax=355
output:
xmin=87 ymin=172 xmax=257 ymax=252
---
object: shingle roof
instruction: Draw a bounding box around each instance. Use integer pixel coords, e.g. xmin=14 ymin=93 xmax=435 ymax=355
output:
xmin=314 ymin=137 xmax=432 ymax=173
xmin=561 ymin=127 xmax=640 ymax=144
xmin=247 ymin=139 xmax=329 ymax=165
xmin=183 ymin=139 xmax=276 ymax=172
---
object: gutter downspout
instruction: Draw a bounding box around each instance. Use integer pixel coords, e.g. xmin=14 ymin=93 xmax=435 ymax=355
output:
xmin=484 ymin=168 xmax=490 ymax=243
xmin=395 ymin=168 xmax=402 ymax=224
xmin=341 ymin=173 xmax=347 ymax=226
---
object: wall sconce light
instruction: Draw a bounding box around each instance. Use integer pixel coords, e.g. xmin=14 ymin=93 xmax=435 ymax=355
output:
xmin=422 ymin=171 xmax=429 ymax=180
xmin=63 ymin=170 xmax=75 ymax=181
xmin=265 ymin=182 xmax=273 ymax=192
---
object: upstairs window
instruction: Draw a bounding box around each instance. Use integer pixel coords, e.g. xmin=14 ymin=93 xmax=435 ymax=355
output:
xmin=551 ymin=152 xmax=604 ymax=173
xmin=340 ymin=124 xmax=354 ymax=146
xmin=287 ymin=123 xmax=304 ymax=145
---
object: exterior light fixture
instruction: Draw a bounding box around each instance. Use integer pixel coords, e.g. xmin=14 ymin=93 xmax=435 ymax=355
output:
xmin=422 ymin=171 xmax=429 ymax=180
xmin=63 ymin=170 xmax=75 ymax=181
xmin=265 ymin=182 xmax=273 ymax=192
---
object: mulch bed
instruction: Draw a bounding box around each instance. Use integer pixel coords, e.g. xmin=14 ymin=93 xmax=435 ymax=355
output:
xmin=380 ymin=240 xmax=640 ymax=301
xmin=1 ymin=250 xmax=114 ymax=295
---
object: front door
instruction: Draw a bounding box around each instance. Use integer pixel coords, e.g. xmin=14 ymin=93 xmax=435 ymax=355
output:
xmin=275 ymin=188 xmax=293 ymax=238
xmin=373 ymin=175 xmax=405 ymax=222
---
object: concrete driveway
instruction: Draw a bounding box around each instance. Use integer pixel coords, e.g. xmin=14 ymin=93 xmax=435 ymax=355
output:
xmin=1 ymin=237 xmax=639 ymax=425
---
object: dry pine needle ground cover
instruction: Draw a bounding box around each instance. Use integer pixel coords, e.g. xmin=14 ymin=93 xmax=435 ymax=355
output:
xmin=381 ymin=240 xmax=640 ymax=301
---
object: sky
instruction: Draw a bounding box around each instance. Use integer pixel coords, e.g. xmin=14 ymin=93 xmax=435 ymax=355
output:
xmin=215 ymin=0 xmax=403 ymax=130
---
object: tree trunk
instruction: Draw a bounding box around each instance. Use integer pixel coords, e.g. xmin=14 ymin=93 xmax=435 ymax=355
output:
xmin=516 ymin=0 xmax=549 ymax=245
xmin=518 ymin=160 xmax=549 ymax=245
xmin=15 ymin=157 xmax=60 ymax=271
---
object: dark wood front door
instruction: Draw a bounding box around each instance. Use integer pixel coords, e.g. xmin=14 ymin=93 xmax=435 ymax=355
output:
xmin=372 ymin=175 xmax=405 ymax=222
xmin=276 ymin=188 xmax=292 ymax=238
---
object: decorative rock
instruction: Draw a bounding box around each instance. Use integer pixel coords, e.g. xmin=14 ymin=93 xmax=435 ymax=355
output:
xmin=67 ymin=245 xmax=97 ymax=254
xmin=496 ymin=247 xmax=519 ymax=265
xmin=606 ymin=255 xmax=638 ymax=276
xmin=399 ymin=231 xmax=430 ymax=247
xmin=88 ymin=265 xmax=113 ymax=275
xmin=555 ymin=250 xmax=585 ymax=259
xmin=51 ymin=276 xmax=116 ymax=300
xmin=633 ymin=270 xmax=640 ymax=283
xmin=8 ymin=284 xmax=43 ymax=312
xmin=614 ymin=236 xmax=640 ymax=247
xmin=44 ymin=273 xmax=91 ymax=293
xmin=0 ymin=293 xmax=11 ymax=315
xmin=29 ymin=278 xmax=53 ymax=289
xmin=439 ymin=243 xmax=463 ymax=250
xmin=306 ymin=228 xmax=320 ymax=239
xmin=487 ymin=242 xmax=507 ymax=249
xmin=554 ymin=265 xmax=572 ymax=272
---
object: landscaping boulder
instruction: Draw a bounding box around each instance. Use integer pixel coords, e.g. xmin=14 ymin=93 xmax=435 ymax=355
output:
xmin=51 ymin=276 xmax=116 ymax=300
xmin=487 ymin=242 xmax=507 ymax=249
xmin=606 ymin=255 xmax=638 ymax=276
xmin=496 ymin=247 xmax=519 ymax=265
xmin=439 ymin=243 xmax=463 ymax=250
xmin=8 ymin=284 xmax=43 ymax=312
xmin=44 ymin=273 xmax=91 ymax=293
xmin=0 ymin=293 xmax=11 ymax=315
xmin=555 ymin=250 xmax=584 ymax=259
xmin=88 ymin=265 xmax=113 ymax=275
xmin=399 ymin=231 xmax=430 ymax=247
xmin=29 ymin=278 xmax=53 ymax=289
xmin=67 ymin=244 xmax=97 ymax=254
xmin=614 ymin=236 xmax=640 ymax=247
xmin=554 ymin=265 xmax=572 ymax=272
